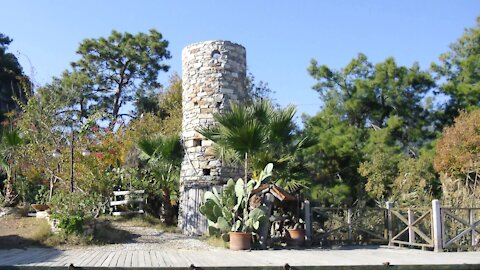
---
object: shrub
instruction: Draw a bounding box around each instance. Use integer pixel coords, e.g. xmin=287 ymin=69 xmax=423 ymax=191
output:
xmin=434 ymin=109 xmax=480 ymax=206
xmin=50 ymin=192 xmax=101 ymax=235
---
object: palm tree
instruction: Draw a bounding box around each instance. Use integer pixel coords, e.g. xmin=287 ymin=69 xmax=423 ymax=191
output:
xmin=137 ymin=134 xmax=182 ymax=225
xmin=0 ymin=127 xmax=24 ymax=206
xmin=198 ymin=101 xmax=267 ymax=181
xmin=199 ymin=100 xmax=310 ymax=191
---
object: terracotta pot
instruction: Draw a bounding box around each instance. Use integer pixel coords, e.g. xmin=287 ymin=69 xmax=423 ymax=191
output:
xmin=229 ymin=232 xmax=252 ymax=250
xmin=31 ymin=204 xmax=50 ymax=212
xmin=286 ymin=228 xmax=305 ymax=246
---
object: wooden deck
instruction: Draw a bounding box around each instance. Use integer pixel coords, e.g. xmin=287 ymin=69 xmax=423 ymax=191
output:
xmin=0 ymin=246 xmax=480 ymax=269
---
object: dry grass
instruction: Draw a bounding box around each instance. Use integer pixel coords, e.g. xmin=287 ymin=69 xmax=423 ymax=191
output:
xmin=202 ymin=235 xmax=228 ymax=249
xmin=0 ymin=215 xmax=53 ymax=248
xmin=29 ymin=219 xmax=52 ymax=242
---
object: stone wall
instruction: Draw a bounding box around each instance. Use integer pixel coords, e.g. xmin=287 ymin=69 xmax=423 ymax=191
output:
xmin=178 ymin=40 xmax=247 ymax=235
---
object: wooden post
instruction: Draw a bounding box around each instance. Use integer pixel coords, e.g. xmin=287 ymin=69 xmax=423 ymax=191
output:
xmin=304 ymin=200 xmax=312 ymax=247
xmin=386 ymin=202 xmax=394 ymax=246
xmin=347 ymin=208 xmax=353 ymax=242
xmin=408 ymin=208 xmax=415 ymax=244
xmin=469 ymin=209 xmax=477 ymax=246
xmin=259 ymin=193 xmax=274 ymax=249
xmin=432 ymin=199 xmax=443 ymax=252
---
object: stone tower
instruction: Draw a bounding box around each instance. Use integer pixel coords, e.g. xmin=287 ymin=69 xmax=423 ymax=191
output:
xmin=179 ymin=40 xmax=247 ymax=235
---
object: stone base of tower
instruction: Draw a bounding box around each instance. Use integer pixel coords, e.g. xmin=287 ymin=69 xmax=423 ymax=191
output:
xmin=178 ymin=181 xmax=218 ymax=236
xmin=178 ymin=168 xmax=243 ymax=236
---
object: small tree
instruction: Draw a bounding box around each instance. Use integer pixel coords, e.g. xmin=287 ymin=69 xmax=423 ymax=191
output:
xmin=71 ymin=29 xmax=171 ymax=128
xmin=137 ymin=134 xmax=182 ymax=225
xmin=434 ymin=109 xmax=480 ymax=207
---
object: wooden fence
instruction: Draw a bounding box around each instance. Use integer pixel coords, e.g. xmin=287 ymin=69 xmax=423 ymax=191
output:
xmin=306 ymin=199 xmax=480 ymax=252
xmin=111 ymin=190 xmax=145 ymax=216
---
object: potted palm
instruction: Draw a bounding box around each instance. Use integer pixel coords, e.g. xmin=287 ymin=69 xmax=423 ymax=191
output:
xmin=200 ymin=163 xmax=273 ymax=250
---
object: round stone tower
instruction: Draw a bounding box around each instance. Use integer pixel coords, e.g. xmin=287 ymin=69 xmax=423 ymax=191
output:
xmin=179 ymin=40 xmax=247 ymax=235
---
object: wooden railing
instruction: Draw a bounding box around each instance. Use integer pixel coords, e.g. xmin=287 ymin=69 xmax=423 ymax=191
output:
xmin=388 ymin=207 xmax=433 ymax=248
xmin=306 ymin=199 xmax=480 ymax=251
xmin=310 ymin=207 xmax=388 ymax=246
xmin=441 ymin=207 xmax=480 ymax=250
xmin=111 ymin=190 xmax=145 ymax=216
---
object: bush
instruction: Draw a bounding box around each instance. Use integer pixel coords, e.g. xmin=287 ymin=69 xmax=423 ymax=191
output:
xmin=57 ymin=215 xmax=84 ymax=235
xmin=434 ymin=109 xmax=480 ymax=206
xmin=50 ymin=192 xmax=102 ymax=235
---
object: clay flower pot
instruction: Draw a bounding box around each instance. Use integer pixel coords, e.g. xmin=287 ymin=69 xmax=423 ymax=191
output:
xmin=286 ymin=228 xmax=305 ymax=247
xmin=229 ymin=232 xmax=252 ymax=250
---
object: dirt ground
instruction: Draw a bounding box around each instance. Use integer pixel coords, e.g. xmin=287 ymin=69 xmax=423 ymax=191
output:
xmin=0 ymin=214 xmax=216 ymax=250
xmin=0 ymin=215 xmax=49 ymax=248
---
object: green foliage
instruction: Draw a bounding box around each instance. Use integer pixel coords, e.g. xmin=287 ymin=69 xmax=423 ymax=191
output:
xmin=0 ymin=113 xmax=26 ymax=206
xmin=199 ymin=100 xmax=309 ymax=192
xmin=50 ymin=192 xmax=103 ymax=219
xmin=156 ymin=74 xmax=182 ymax=135
xmin=304 ymin=53 xmax=436 ymax=206
xmin=50 ymin=192 xmax=101 ymax=234
xmin=0 ymin=33 xmax=31 ymax=122
xmin=57 ymin=215 xmax=84 ymax=235
xmin=392 ymin=152 xmax=439 ymax=207
xmin=137 ymin=133 xmax=182 ymax=224
xmin=200 ymin=164 xmax=272 ymax=240
xmin=431 ymin=17 xmax=480 ymax=127
xmin=359 ymin=117 xmax=403 ymax=200
xmin=71 ymin=29 xmax=171 ymax=128
xmin=34 ymin=185 xmax=49 ymax=204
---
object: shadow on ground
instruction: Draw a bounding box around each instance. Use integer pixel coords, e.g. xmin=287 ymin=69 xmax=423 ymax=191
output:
xmin=93 ymin=222 xmax=137 ymax=244
xmin=0 ymin=235 xmax=48 ymax=249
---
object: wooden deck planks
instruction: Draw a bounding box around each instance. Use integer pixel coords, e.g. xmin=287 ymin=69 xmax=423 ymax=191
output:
xmin=78 ymin=249 xmax=101 ymax=266
xmin=67 ymin=249 xmax=91 ymax=267
xmin=123 ymin=250 xmax=133 ymax=267
xmin=2 ymin=246 xmax=480 ymax=268
xmin=1 ymin=248 xmax=44 ymax=265
xmin=131 ymin=250 xmax=140 ymax=267
xmin=107 ymin=250 xmax=122 ymax=267
xmin=115 ymin=250 xmax=127 ymax=267
xmin=101 ymin=251 xmax=116 ymax=267
xmin=144 ymin=250 xmax=153 ymax=266
xmin=147 ymin=250 xmax=158 ymax=267
xmin=92 ymin=251 xmax=111 ymax=267
xmin=0 ymin=249 xmax=22 ymax=263
xmin=158 ymin=250 xmax=177 ymax=267
xmin=136 ymin=250 xmax=144 ymax=267
xmin=154 ymin=250 xmax=167 ymax=267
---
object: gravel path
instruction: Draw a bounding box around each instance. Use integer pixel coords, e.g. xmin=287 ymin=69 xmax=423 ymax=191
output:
xmin=107 ymin=224 xmax=219 ymax=251
xmin=64 ymin=222 xmax=221 ymax=252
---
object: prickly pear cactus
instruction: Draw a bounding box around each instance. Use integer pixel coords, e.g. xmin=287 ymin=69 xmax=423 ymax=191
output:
xmin=199 ymin=163 xmax=273 ymax=241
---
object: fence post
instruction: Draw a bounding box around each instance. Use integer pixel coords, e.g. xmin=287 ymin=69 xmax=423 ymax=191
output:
xmin=304 ymin=200 xmax=312 ymax=247
xmin=386 ymin=202 xmax=394 ymax=246
xmin=408 ymin=208 xmax=415 ymax=244
xmin=432 ymin=199 xmax=443 ymax=252
xmin=347 ymin=208 xmax=353 ymax=242
xmin=469 ymin=209 xmax=477 ymax=247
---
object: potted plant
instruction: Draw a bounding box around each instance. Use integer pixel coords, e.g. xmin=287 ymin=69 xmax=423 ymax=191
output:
xmin=31 ymin=185 xmax=50 ymax=212
xmin=285 ymin=214 xmax=305 ymax=247
xmin=200 ymin=163 xmax=273 ymax=250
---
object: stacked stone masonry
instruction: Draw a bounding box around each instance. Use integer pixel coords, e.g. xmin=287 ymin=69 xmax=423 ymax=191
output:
xmin=179 ymin=40 xmax=247 ymax=235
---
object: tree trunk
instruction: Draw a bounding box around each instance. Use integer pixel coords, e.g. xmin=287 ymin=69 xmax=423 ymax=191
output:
xmin=4 ymin=175 xmax=16 ymax=206
xmin=160 ymin=188 xmax=174 ymax=225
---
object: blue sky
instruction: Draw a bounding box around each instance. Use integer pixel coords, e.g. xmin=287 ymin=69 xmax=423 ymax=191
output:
xmin=1 ymin=1 xmax=478 ymax=122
